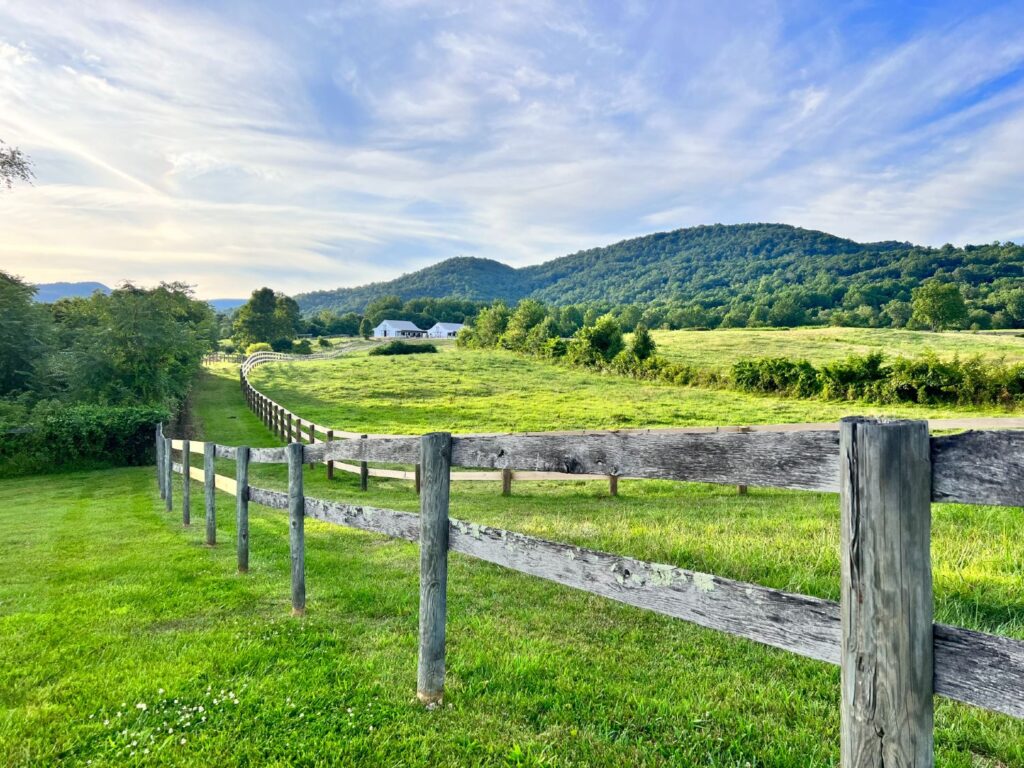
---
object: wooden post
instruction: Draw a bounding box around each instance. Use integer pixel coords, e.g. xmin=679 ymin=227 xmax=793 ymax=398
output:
xmin=181 ymin=439 xmax=191 ymax=526
xmin=360 ymin=435 xmax=368 ymax=491
xmin=737 ymin=427 xmax=750 ymax=494
xmin=287 ymin=442 xmax=306 ymax=615
xmin=415 ymin=463 xmax=421 ymax=496
xmin=164 ymin=437 xmax=173 ymax=512
xmin=326 ymin=429 xmax=334 ymax=480
xmin=156 ymin=426 xmax=165 ymax=498
xmin=286 ymin=412 xmax=293 ymax=443
xmin=307 ymin=422 xmax=316 ymax=467
xmin=609 ymin=475 xmax=618 ymax=496
xmin=501 ymin=466 xmax=512 ymax=497
xmin=417 ymin=432 xmax=451 ymax=705
xmin=204 ymin=441 xmax=216 ymax=546
xmin=236 ymin=446 xmax=250 ymax=573
xmin=839 ymin=417 xmax=933 ymax=766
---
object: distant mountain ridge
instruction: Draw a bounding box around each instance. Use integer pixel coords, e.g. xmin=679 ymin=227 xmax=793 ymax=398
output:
xmin=33 ymin=282 xmax=111 ymax=303
xmin=296 ymin=223 xmax=916 ymax=313
xmin=31 ymin=282 xmax=245 ymax=312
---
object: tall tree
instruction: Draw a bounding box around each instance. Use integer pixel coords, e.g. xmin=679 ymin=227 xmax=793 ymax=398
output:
xmin=232 ymin=288 xmax=301 ymax=346
xmin=911 ymin=281 xmax=968 ymax=331
xmin=0 ymin=271 xmax=52 ymax=395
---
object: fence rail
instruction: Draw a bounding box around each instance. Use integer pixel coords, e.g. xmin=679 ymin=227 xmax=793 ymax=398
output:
xmin=158 ymin=414 xmax=1024 ymax=768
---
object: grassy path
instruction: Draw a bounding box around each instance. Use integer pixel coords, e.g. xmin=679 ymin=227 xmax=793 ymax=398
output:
xmin=0 ymin=367 xmax=1021 ymax=765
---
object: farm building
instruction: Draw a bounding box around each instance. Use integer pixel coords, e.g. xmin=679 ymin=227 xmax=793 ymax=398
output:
xmin=373 ymin=320 xmax=426 ymax=338
xmin=426 ymin=322 xmax=464 ymax=338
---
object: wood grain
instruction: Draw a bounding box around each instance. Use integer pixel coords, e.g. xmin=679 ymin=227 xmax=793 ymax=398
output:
xmin=840 ymin=418 xmax=933 ymax=766
xmin=417 ymin=432 xmax=451 ymax=705
xmin=287 ymin=443 xmax=306 ymax=615
xmin=204 ymin=441 xmax=216 ymax=546
xmin=236 ymin=446 xmax=249 ymax=573
xmin=450 ymin=430 xmax=841 ymax=490
xmin=931 ymin=430 xmax=1024 ymax=506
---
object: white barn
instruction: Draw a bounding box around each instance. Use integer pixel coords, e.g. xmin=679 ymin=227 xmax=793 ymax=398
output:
xmin=373 ymin=320 xmax=426 ymax=338
xmin=426 ymin=322 xmax=464 ymax=339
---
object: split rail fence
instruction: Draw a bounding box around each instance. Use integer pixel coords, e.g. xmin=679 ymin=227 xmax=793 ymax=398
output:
xmin=155 ymin=417 xmax=1024 ymax=765
xmin=234 ymin=350 xmax=1024 ymax=499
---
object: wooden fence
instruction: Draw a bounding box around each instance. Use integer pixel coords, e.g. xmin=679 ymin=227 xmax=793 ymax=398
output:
xmin=155 ymin=418 xmax=1024 ymax=764
xmin=234 ymin=349 xmax=1024 ymax=499
xmin=237 ymin=349 xmax=622 ymax=495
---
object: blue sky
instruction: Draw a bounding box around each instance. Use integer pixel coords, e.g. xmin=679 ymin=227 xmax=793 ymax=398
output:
xmin=1 ymin=0 xmax=1023 ymax=298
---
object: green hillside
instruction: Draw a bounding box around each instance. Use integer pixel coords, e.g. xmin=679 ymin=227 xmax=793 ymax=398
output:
xmin=299 ymin=256 xmax=524 ymax=314
xmin=295 ymin=223 xmax=1024 ymax=325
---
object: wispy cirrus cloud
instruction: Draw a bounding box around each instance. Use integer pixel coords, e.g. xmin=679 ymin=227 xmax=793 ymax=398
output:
xmin=1 ymin=0 xmax=1023 ymax=297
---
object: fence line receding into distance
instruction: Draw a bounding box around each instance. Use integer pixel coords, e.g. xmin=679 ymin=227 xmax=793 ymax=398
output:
xmin=226 ymin=348 xmax=1024 ymax=498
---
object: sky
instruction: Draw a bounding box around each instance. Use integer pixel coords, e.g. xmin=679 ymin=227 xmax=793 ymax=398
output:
xmin=1 ymin=1 xmax=1023 ymax=299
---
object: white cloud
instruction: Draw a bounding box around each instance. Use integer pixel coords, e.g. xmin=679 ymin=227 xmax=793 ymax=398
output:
xmin=1 ymin=0 xmax=1023 ymax=298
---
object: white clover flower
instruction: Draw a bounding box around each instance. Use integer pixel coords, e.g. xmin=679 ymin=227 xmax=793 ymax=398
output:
xmin=136 ymin=702 xmax=147 ymax=711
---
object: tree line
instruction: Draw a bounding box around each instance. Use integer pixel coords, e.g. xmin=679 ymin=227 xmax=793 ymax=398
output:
xmin=1 ymin=271 xmax=215 ymax=475
xmin=455 ymin=295 xmax=1024 ymax=409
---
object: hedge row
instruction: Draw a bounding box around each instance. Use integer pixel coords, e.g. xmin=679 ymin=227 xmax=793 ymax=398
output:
xmin=0 ymin=404 xmax=168 ymax=478
xmin=368 ymin=341 xmax=438 ymax=356
xmin=732 ymin=352 xmax=1024 ymax=406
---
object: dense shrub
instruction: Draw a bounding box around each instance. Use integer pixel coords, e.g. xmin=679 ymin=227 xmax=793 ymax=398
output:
xmin=368 ymin=341 xmax=438 ymax=356
xmin=270 ymin=338 xmax=294 ymax=353
xmin=732 ymin=352 xmax=1024 ymax=407
xmin=733 ymin=358 xmax=821 ymax=397
xmin=293 ymin=339 xmax=313 ymax=355
xmin=245 ymin=342 xmax=273 ymax=355
xmin=0 ymin=404 xmax=168 ymax=477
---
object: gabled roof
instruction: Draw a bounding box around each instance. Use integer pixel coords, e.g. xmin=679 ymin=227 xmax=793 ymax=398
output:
xmin=375 ymin=319 xmax=423 ymax=331
xmin=430 ymin=322 xmax=465 ymax=331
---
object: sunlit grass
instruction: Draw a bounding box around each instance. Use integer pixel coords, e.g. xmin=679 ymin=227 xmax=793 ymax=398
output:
xmin=650 ymin=326 xmax=1024 ymax=373
xmin=2 ymin=356 xmax=1022 ymax=766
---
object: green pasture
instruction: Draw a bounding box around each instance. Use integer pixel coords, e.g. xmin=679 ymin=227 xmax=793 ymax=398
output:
xmin=245 ymin=344 xmax=1014 ymax=436
xmin=650 ymin=326 xmax=1024 ymax=372
xmin=2 ymin=356 xmax=1023 ymax=766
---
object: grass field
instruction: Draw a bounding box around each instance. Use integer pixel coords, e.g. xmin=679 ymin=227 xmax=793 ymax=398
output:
xmin=246 ymin=343 xmax=1014 ymax=437
xmin=650 ymin=327 xmax=1024 ymax=372
xmin=2 ymin=358 xmax=1023 ymax=766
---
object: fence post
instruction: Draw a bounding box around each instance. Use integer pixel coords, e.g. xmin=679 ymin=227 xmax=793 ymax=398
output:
xmin=204 ymin=442 xmax=216 ymax=546
xmin=417 ymin=432 xmax=451 ymax=705
xmin=608 ymin=475 xmax=618 ymax=496
xmin=286 ymin=412 xmax=293 ymax=443
xmin=326 ymin=429 xmax=334 ymax=479
xmin=236 ymin=446 xmax=250 ymax=573
xmin=307 ymin=422 xmax=316 ymax=467
xmin=360 ymin=434 xmax=368 ymax=491
xmin=737 ymin=426 xmax=750 ymax=494
xmin=156 ymin=425 xmax=165 ymax=498
xmin=415 ymin=463 xmax=421 ymax=496
xmin=164 ymin=437 xmax=174 ymax=512
xmin=287 ymin=442 xmax=306 ymax=615
xmin=501 ymin=466 xmax=512 ymax=497
xmin=182 ymin=439 xmax=191 ymax=526
xmin=839 ymin=417 xmax=933 ymax=766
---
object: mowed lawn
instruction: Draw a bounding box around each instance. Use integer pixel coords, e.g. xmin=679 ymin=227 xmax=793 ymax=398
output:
xmin=650 ymin=326 xmax=1024 ymax=373
xmin=2 ymin=363 xmax=1021 ymax=766
xmin=245 ymin=345 xmax=1017 ymax=438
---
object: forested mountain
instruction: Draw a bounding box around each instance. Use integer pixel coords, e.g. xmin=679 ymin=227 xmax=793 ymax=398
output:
xmin=299 ymin=256 xmax=524 ymax=314
xmin=295 ymin=223 xmax=1024 ymax=329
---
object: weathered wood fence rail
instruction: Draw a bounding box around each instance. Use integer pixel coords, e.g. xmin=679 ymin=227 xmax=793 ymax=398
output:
xmin=156 ymin=417 xmax=1024 ymax=765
